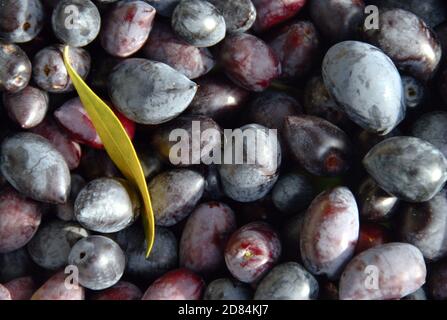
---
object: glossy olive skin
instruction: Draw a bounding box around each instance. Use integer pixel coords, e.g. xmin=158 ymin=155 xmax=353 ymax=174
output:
xmin=171 ymin=0 xmax=226 ymax=48
xmin=254 ymin=262 xmax=319 ymax=300
xmin=0 ymin=42 xmax=32 ymax=93
xmin=251 ymin=0 xmax=307 ymax=32
xmin=204 ymin=278 xmax=252 ymax=300
xmin=142 ymin=268 xmax=205 ymax=300
xmin=208 ymin=0 xmax=256 ymax=33
xmin=218 ymin=124 xmax=281 ymax=202
xmin=180 ymin=202 xmax=237 ymax=275
xmin=224 ymin=222 xmax=281 ymax=284
xmin=143 ymin=21 xmax=215 ymax=79
xmin=284 ymin=116 xmax=352 ymax=177
xmin=370 ymin=0 xmax=446 ymax=28
xmin=363 ymin=9 xmax=442 ymax=82
xmin=108 ymin=58 xmax=198 ymax=125
xmin=0 ymin=133 xmax=71 ymax=204
xmin=186 ymin=75 xmax=249 ymax=118
xmin=31 ymin=270 xmax=85 ymax=300
xmin=150 ymin=116 xmax=222 ymax=166
xmin=0 ymin=0 xmax=45 ymax=43
xmin=149 ymin=169 xmax=205 ymax=226
xmin=272 ymin=172 xmax=314 ymax=215
xmin=33 ymin=45 xmax=91 ymax=93
xmin=52 ymin=0 xmax=101 ymax=47
xmin=248 ymin=91 xmax=302 ymax=132
xmin=27 ymin=220 xmax=89 ymax=270
xmin=300 ymin=187 xmax=359 ymax=279
xmin=309 ymin=0 xmax=365 ymax=42
xmin=363 ymin=136 xmax=447 ymax=202
xmin=0 ymin=187 xmax=42 ymax=253
xmin=322 ymin=41 xmax=405 ymax=135
xmin=269 ymin=21 xmax=320 ymax=79
xmin=339 ymin=243 xmax=426 ymax=300
xmin=68 ymin=235 xmax=126 ymax=290
xmin=3 ymin=86 xmax=48 ymax=129
xmin=74 ymin=178 xmax=140 ymax=233
xmin=357 ymin=177 xmax=399 ymax=221
xmin=398 ymin=189 xmax=447 ymax=261
xmin=219 ymin=33 xmax=281 ymax=92
xmin=116 ymin=225 xmax=178 ymax=281
xmin=100 ymin=0 xmax=155 ymax=57
xmin=412 ymin=111 xmax=447 ymax=158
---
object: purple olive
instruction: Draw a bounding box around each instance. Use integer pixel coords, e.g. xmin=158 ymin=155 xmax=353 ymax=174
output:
xmin=224 ymin=222 xmax=281 ymax=284
xmin=171 ymin=0 xmax=226 ymax=48
xmin=2 ymin=86 xmax=48 ymax=129
xmin=100 ymin=1 xmax=155 ymax=57
xmin=218 ymin=124 xmax=281 ymax=202
xmin=398 ymin=189 xmax=447 ymax=261
xmin=300 ymin=187 xmax=359 ymax=279
xmin=0 ymin=0 xmax=45 ymax=43
xmin=363 ymin=8 xmax=442 ymax=82
xmin=143 ymin=21 xmax=215 ymax=79
xmin=149 ymin=169 xmax=205 ymax=226
xmin=254 ymin=262 xmax=319 ymax=300
xmin=269 ymin=21 xmax=320 ymax=79
xmin=0 ymin=187 xmax=42 ymax=253
xmin=31 ymin=270 xmax=85 ymax=300
xmin=33 ymin=45 xmax=90 ymax=93
xmin=339 ymin=243 xmax=426 ymax=300
xmin=68 ymin=235 xmax=126 ymax=290
xmin=0 ymin=42 xmax=32 ymax=93
xmin=363 ymin=136 xmax=447 ymax=202
xmin=108 ymin=58 xmax=198 ymax=125
xmin=207 ymin=0 xmax=256 ymax=34
xmin=52 ymin=0 xmax=101 ymax=47
xmin=0 ymin=133 xmax=71 ymax=204
xmin=284 ymin=116 xmax=352 ymax=177
xmin=309 ymin=0 xmax=365 ymax=42
xmin=74 ymin=178 xmax=140 ymax=233
xmin=186 ymin=75 xmax=249 ymax=119
xmin=180 ymin=202 xmax=237 ymax=275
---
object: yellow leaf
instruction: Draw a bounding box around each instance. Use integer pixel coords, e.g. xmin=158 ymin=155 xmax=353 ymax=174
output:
xmin=63 ymin=46 xmax=155 ymax=257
